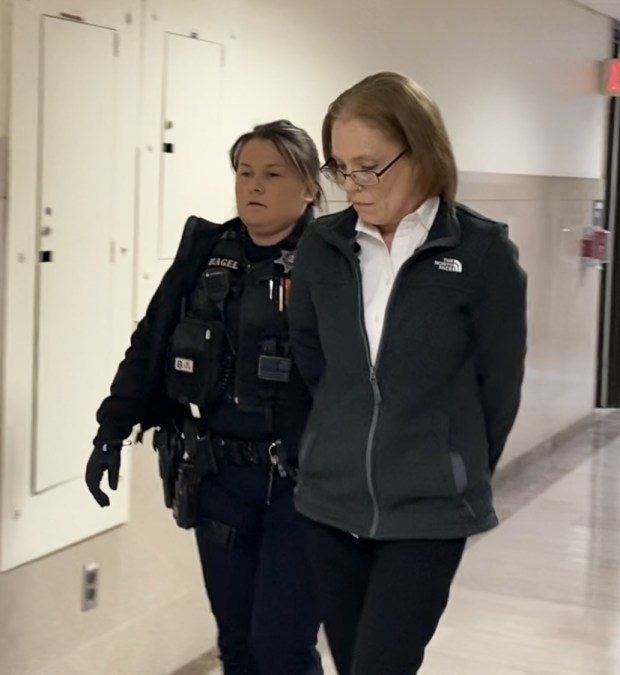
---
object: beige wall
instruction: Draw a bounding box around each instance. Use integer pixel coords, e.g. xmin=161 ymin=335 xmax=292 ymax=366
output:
xmin=458 ymin=174 xmax=604 ymax=466
xmin=0 ymin=0 xmax=9 ymax=139
xmin=0 ymin=1 xmax=612 ymax=674
xmin=0 ymin=0 xmax=9 ymax=545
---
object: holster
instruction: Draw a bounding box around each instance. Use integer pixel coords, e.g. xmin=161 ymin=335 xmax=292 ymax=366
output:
xmin=153 ymin=418 xmax=219 ymax=529
xmin=153 ymin=424 xmax=181 ymax=508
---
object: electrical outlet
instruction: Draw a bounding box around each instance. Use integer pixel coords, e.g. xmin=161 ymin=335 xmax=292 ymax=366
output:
xmin=81 ymin=563 xmax=100 ymax=612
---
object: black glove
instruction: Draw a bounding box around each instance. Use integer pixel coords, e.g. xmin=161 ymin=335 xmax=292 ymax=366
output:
xmin=85 ymin=443 xmax=122 ymax=507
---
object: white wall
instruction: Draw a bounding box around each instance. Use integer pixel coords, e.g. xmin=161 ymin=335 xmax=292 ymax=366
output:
xmin=0 ymin=0 xmax=10 ymax=556
xmin=152 ymin=0 xmax=608 ymax=179
xmin=0 ymin=0 xmax=9 ymax=139
xmin=136 ymin=0 xmax=609 ymax=311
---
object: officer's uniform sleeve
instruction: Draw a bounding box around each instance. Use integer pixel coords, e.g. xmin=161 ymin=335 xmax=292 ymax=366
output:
xmin=472 ymin=227 xmax=527 ymax=473
xmin=288 ymin=231 xmax=326 ymax=395
xmin=279 ymin=231 xmax=326 ymax=458
xmin=93 ymin=216 xmax=215 ymax=446
xmin=93 ymin=264 xmax=176 ymax=446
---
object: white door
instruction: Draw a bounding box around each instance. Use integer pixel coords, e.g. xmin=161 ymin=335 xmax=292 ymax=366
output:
xmin=158 ymin=33 xmax=224 ymax=259
xmin=1 ymin=2 xmax=138 ymax=571
xmin=34 ymin=16 xmax=118 ymax=492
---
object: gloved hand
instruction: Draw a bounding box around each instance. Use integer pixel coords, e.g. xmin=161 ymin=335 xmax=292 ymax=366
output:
xmin=85 ymin=443 xmax=122 ymax=507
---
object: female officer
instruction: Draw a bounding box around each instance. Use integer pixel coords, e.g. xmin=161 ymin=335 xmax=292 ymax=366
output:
xmin=289 ymin=72 xmax=527 ymax=674
xmin=86 ymin=120 xmax=323 ymax=675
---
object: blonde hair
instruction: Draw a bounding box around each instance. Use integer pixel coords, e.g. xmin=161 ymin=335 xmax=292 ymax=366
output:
xmin=322 ymin=72 xmax=457 ymax=202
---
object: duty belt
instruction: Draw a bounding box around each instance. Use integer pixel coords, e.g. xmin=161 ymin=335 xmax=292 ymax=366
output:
xmin=211 ymin=435 xmax=276 ymax=466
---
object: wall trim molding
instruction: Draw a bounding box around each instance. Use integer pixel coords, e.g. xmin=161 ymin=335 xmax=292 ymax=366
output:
xmin=458 ymin=171 xmax=604 ymax=202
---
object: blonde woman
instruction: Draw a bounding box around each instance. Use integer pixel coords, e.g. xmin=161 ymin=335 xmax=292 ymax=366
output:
xmin=289 ymin=73 xmax=527 ymax=674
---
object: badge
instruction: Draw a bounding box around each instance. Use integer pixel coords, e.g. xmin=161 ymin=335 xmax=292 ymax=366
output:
xmin=274 ymin=250 xmax=296 ymax=274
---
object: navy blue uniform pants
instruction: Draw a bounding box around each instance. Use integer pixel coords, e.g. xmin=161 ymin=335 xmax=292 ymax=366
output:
xmin=304 ymin=519 xmax=465 ymax=675
xmin=195 ymin=463 xmax=322 ymax=675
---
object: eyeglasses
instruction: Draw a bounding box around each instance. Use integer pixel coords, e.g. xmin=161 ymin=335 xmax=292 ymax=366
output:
xmin=320 ymin=149 xmax=408 ymax=187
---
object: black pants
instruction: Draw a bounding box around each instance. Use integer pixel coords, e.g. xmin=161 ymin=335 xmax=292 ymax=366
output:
xmin=304 ymin=519 xmax=465 ymax=675
xmin=195 ymin=463 xmax=322 ymax=675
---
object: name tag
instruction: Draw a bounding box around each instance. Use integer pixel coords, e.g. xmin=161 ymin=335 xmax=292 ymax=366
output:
xmin=208 ymin=256 xmax=239 ymax=270
xmin=174 ymin=357 xmax=194 ymax=373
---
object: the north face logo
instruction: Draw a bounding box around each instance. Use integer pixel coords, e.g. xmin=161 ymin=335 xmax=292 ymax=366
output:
xmin=434 ymin=257 xmax=462 ymax=273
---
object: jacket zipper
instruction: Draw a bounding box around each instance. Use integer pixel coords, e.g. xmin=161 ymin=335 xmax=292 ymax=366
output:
xmin=324 ymin=222 xmax=455 ymax=538
xmin=374 ymin=244 xmax=483 ymax=521
xmin=352 ymin=262 xmax=382 ymax=537
xmin=352 ymin=241 xmax=447 ymax=537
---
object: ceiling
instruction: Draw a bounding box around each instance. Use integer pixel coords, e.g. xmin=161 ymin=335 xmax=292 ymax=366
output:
xmin=574 ymin=0 xmax=620 ymax=20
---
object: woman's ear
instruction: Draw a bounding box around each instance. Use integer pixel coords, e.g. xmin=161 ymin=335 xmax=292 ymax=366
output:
xmin=302 ymin=183 xmax=316 ymax=205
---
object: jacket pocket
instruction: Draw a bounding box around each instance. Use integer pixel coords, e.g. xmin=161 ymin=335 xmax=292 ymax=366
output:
xmin=449 ymin=451 xmax=468 ymax=495
xmin=448 ymin=450 xmax=477 ymax=517
xmin=379 ymin=412 xmax=455 ymax=505
xmin=165 ymin=318 xmax=226 ymax=406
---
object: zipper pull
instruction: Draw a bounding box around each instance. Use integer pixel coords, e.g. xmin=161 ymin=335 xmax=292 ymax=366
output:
xmin=369 ymin=367 xmax=382 ymax=403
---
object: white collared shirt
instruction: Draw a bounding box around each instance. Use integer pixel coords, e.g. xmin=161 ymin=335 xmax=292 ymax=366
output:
xmin=355 ymin=196 xmax=440 ymax=364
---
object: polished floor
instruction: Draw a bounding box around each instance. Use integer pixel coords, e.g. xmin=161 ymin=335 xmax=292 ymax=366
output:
xmin=407 ymin=413 xmax=620 ymax=675
xmin=184 ymin=411 xmax=620 ymax=675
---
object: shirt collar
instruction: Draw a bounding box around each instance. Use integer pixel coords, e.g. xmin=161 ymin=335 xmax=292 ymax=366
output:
xmin=355 ymin=196 xmax=440 ymax=240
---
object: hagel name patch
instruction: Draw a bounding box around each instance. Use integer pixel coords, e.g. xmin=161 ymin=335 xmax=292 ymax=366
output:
xmin=208 ymin=257 xmax=239 ymax=270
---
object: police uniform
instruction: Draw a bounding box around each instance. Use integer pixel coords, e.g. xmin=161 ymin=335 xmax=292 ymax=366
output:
xmin=94 ymin=211 xmax=322 ymax=675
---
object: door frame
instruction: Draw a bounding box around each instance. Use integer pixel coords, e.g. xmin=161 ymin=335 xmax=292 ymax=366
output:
xmin=597 ymin=20 xmax=620 ymax=408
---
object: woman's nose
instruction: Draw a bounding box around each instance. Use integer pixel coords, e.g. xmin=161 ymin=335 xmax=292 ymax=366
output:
xmin=343 ymin=175 xmax=361 ymax=193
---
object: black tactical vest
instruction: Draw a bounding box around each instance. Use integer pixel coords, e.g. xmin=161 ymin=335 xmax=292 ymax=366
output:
xmin=165 ymin=222 xmax=294 ymax=428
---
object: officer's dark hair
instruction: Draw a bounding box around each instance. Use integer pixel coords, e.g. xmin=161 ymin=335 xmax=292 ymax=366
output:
xmin=229 ymin=120 xmax=325 ymax=209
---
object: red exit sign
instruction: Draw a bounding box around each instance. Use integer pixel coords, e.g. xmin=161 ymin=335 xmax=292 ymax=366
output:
xmin=601 ymin=59 xmax=620 ymax=96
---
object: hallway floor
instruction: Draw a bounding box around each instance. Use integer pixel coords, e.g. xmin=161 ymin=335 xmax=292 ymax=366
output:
xmin=186 ymin=411 xmax=620 ymax=674
xmin=320 ymin=411 xmax=620 ymax=674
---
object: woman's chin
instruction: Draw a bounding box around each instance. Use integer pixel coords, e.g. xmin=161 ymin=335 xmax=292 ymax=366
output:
xmin=240 ymin=214 xmax=269 ymax=231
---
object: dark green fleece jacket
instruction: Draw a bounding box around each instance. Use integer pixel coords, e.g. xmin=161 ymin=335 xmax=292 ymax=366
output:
xmin=288 ymin=201 xmax=527 ymax=539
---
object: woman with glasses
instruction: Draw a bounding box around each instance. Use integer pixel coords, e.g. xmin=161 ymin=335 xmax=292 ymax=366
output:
xmin=288 ymin=72 xmax=527 ymax=674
